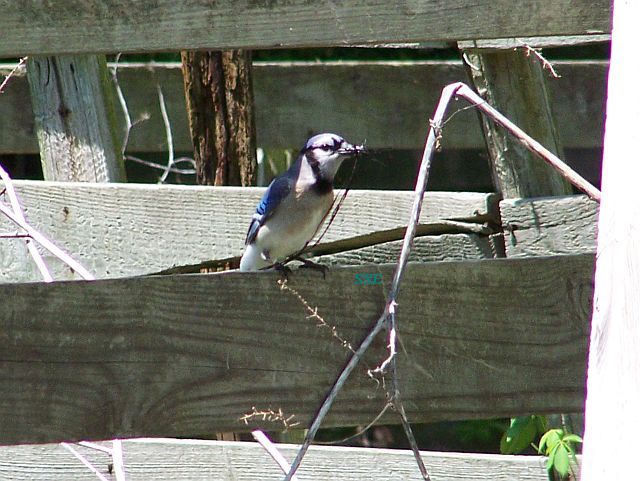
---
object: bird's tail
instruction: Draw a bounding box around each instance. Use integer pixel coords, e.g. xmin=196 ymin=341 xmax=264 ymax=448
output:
xmin=239 ymin=244 xmax=267 ymax=271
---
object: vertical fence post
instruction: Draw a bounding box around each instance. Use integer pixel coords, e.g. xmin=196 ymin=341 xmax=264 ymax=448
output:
xmin=26 ymin=55 xmax=125 ymax=182
xmin=582 ymin=0 xmax=640 ymax=478
xmin=460 ymin=45 xmax=573 ymax=198
xmin=181 ymin=50 xmax=256 ymax=187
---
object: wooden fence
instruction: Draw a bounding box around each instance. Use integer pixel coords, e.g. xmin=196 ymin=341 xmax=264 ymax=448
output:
xmin=0 ymin=0 xmax=609 ymax=478
xmin=0 ymin=60 xmax=608 ymax=153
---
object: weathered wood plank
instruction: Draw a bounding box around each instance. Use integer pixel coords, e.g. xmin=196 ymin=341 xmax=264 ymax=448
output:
xmin=458 ymin=34 xmax=610 ymax=49
xmin=0 ymin=181 xmax=498 ymax=281
xmin=462 ymin=48 xmax=573 ymax=198
xmin=0 ymin=255 xmax=593 ymax=444
xmin=0 ymin=60 xmax=608 ymax=153
xmin=0 ymin=438 xmax=571 ymax=480
xmin=500 ymin=195 xmax=598 ymax=257
xmin=26 ymin=56 xmax=126 ymax=182
xmin=313 ymin=233 xmax=499 ymax=266
xmin=0 ymin=0 xmax=610 ymax=57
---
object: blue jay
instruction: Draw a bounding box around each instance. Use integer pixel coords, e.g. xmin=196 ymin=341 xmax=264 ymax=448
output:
xmin=240 ymin=133 xmax=363 ymax=272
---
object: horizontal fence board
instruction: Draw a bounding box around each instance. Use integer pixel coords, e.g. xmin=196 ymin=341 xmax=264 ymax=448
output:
xmin=0 ymin=255 xmax=593 ymax=444
xmin=313 ymin=233 xmax=499 ymax=266
xmin=0 ymin=181 xmax=498 ymax=282
xmin=0 ymin=60 xmax=608 ymax=153
xmin=501 ymin=195 xmax=598 ymax=257
xmin=0 ymin=0 xmax=610 ymax=56
xmin=0 ymin=438 xmax=569 ymax=480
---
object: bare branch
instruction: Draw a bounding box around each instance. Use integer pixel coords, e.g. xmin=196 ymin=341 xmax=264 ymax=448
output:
xmin=278 ymin=279 xmax=355 ymax=352
xmin=0 ymin=57 xmax=27 ymax=94
xmin=0 ymin=202 xmax=94 ymax=280
xmin=252 ymin=430 xmax=300 ymax=481
xmin=126 ymin=155 xmax=196 ymax=175
xmin=156 ymin=83 xmax=176 ymax=183
xmin=521 ymin=44 xmax=561 ymax=78
xmin=0 ymin=163 xmax=53 ymax=282
xmin=60 ymin=442 xmax=111 ymax=481
xmin=240 ymin=407 xmax=300 ymax=431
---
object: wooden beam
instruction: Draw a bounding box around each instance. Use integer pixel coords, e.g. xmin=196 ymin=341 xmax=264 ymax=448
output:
xmin=0 ymin=0 xmax=610 ymax=57
xmin=500 ymin=195 xmax=598 ymax=257
xmin=0 ymin=182 xmax=498 ymax=281
xmin=462 ymin=48 xmax=573 ymax=198
xmin=0 ymin=438 xmax=574 ymax=480
xmin=0 ymin=61 xmax=608 ymax=153
xmin=0 ymin=255 xmax=593 ymax=445
xmin=26 ymin=55 xmax=126 ymax=182
xmin=458 ymin=34 xmax=610 ymax=49
xmin=582 ymin=0 xmax=640 ymax=478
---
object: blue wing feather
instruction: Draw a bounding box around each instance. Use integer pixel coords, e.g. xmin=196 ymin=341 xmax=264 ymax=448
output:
xmin=245 ymin=175 xmax=292 ymax=245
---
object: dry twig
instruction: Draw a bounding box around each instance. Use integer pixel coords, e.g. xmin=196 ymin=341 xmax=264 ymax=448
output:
xmin=283 ymin=81 xmax=600 ymax=481
xmin=252 ymin=430 xmax=300 ymax=481
xmin=0 ymin=163 xmax=53 ymax=282
xmin=240 ymin=407 xmax=300 ymax=432
xmin=0 ymin=57 xmax=27 ymax=94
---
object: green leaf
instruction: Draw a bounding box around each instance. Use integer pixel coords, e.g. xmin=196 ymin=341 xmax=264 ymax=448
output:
xmin=501 ymin=416 xmax=538 ymax=454
xmin=539 ymin=428 xmax=562 ymax=455
xmin=562 ymin=433 xmax=583 ymax=444
xmin=552 ymin=445 xmax=571 ymax=477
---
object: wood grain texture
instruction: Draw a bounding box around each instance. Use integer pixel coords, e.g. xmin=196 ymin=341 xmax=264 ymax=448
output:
xmin=582 ymin=1 xmax=640 ymax=478
xmin=0 ymin=60 xmax=608 ymax=153
xmin=313 ymin=233 xmax=499 ymax=266
xmin=26 ymin=56 xmax=126 ymax=182
xmin=0 ymin=255 xmax=593 ymax=444
xmin=458 ymin=34 xmax=610 ymax=49
xmin=463 ymin=49 xmax=573 ymax=198
xmin=500 ymin=195 xmax=598 ymax=257
xmin=0 ymin=0 xmax=610 ymax=56
xmin=0 ymin=181 xmax=498 ymax=281
xmin=0 ymin=438 xmax=572 ymax=480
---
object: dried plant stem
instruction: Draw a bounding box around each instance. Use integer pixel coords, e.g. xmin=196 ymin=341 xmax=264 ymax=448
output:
xmin=453 ymin=83 xmax=600 ymax=201
xmin=0 ymin=57 xmax=27 ymax=93
xmin=0 ymin=203 xmax=94 ymax=280
xmin=60 ymin=443 xmax=111 ymax=481
xmin=0 ymin=164 xmax=53 ymax=282
xmin=282 ymin=80 xmax=461 ymax=481
xmin=252 ymin=430 xmax=300 ymax=481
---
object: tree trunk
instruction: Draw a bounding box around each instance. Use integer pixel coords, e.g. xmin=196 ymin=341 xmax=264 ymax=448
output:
xmin=181 ymin=50 xmax=256 ymax=187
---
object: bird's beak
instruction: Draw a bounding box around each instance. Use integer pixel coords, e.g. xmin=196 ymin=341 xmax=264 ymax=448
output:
xmin=338 ymin=142 xmax=366 ymax=156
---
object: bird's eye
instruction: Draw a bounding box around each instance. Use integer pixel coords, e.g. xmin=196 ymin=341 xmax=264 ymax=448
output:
xmin=319 ymin=144 xmax=332 ymax=151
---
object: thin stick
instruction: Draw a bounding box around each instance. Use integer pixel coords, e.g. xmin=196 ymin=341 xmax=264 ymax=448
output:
xmin=60 ymin=442 xmax=111 ymax=481
xmin=156 ymin=83 xmax=176 ymax=183
xmin=0 ymin=164 xmax=53 ymax=282
xmin=0 ymin=203 xmax=94 ymax=280
xmin=315 ymin=402 xmax=392 ymax=445
xmin=111 ymin=439 xmax=126 ymax=481
xmin=282 ymin=81 xmax=461 ymax=481
xmin=453 ymin=83 xmax=600 ymax=201
xmin=126 ymin=155 xmax=196 ymax=175
xmin=252 ymin=430 xmax=300 ymax=481
xmin=0 ymin=57 xmax=27 ymax=94
xmin=78 ymin=441 xmax=113 ymax=455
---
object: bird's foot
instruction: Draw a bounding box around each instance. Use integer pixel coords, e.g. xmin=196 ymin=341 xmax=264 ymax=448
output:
xmin=295 ymin=257 xmax=328 ymax=279
xmin=272 ymin=262 xmax=293 ymax=280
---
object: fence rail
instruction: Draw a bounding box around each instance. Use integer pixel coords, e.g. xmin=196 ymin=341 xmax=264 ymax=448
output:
xmin=0 ymin=60 xmax=608 ymax=153
xmin=0 ymin=254 xmax=592 ymax=445
xmin=0 ymin=438 xmax=570 ymax=481
xmin=0 ymin=0 xmax=611 ymax=57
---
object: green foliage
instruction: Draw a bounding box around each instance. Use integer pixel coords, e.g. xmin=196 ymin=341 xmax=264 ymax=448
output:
xmin=536 ymin=428 xmax=582 ymax=480
xmin=500 ymin=415 xmax=547 ymax=454
xmin=500 ymin=416 xmax=582 ymax=480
